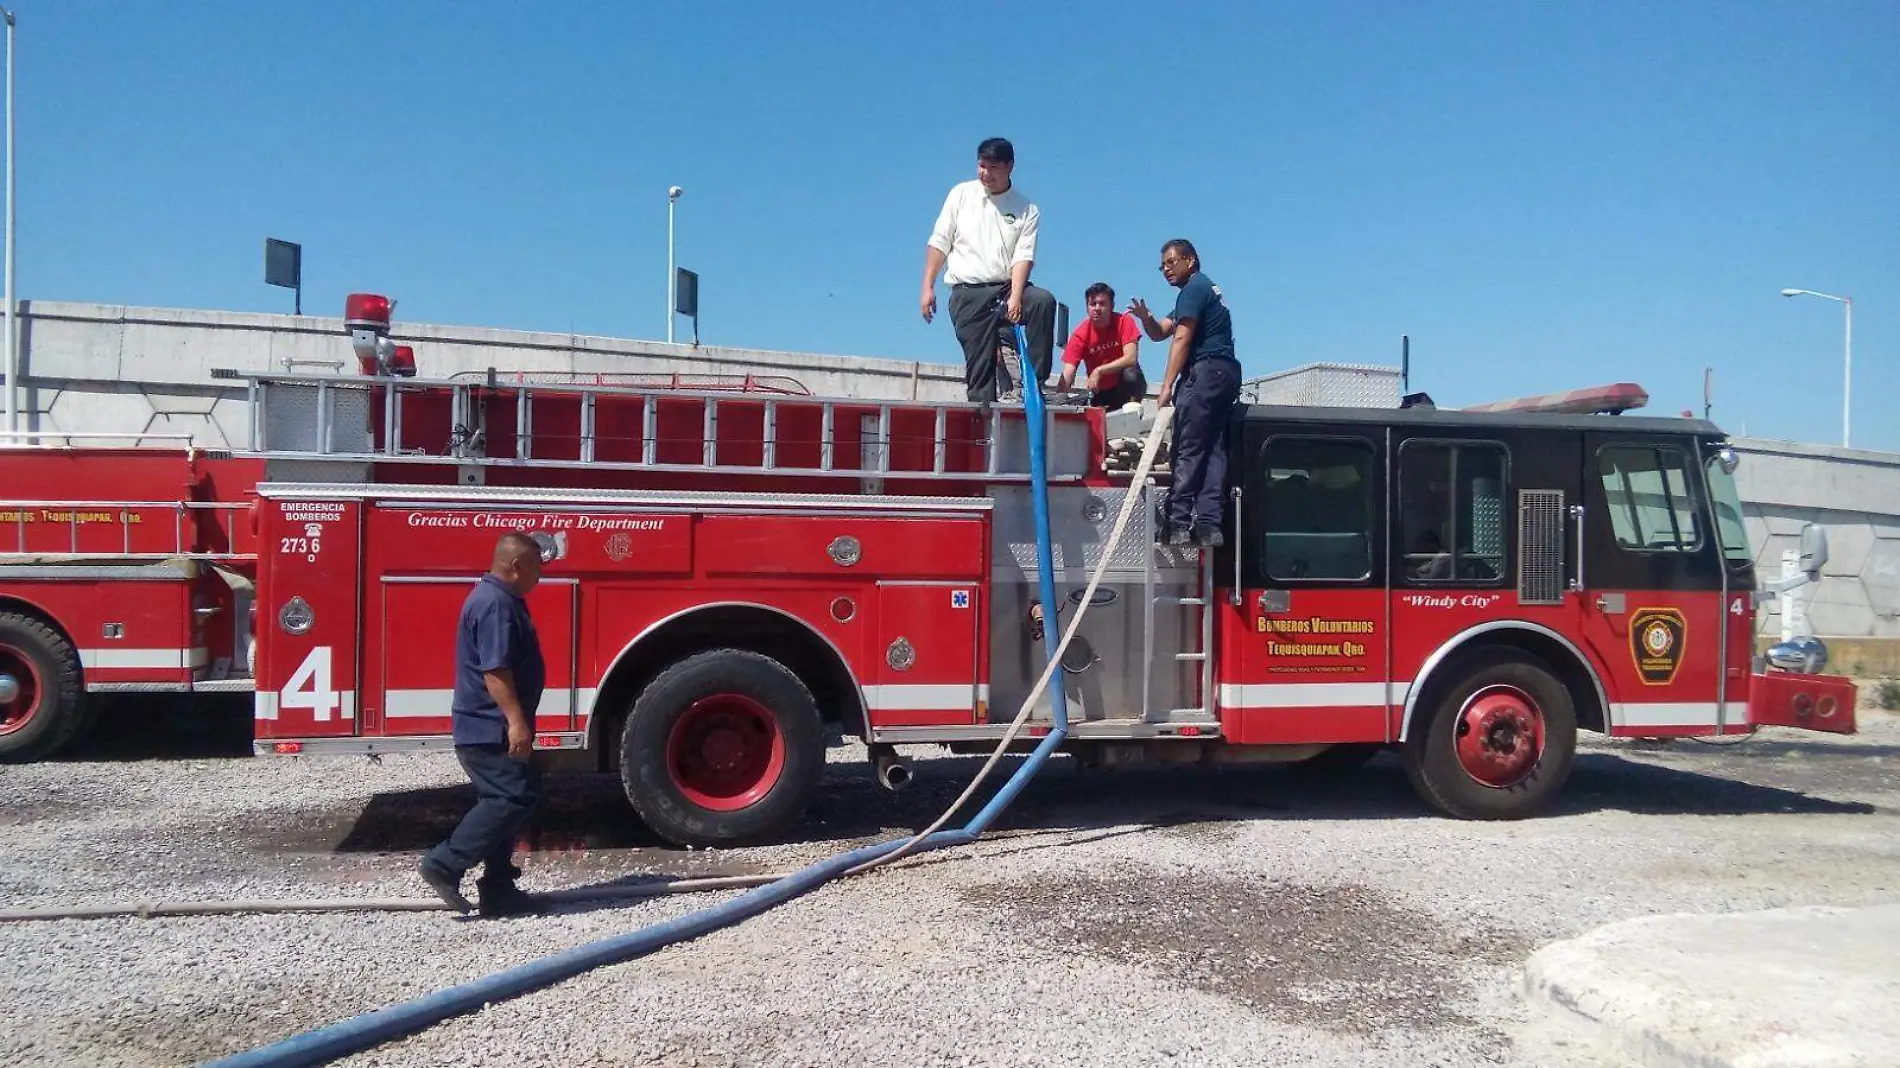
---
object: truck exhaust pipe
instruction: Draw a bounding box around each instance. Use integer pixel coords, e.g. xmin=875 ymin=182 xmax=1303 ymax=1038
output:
xmin=870 ymin=746 xmax=912 ymax=791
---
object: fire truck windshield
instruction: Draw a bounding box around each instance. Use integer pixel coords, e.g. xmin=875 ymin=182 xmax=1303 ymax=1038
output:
xmin=1705 ymin=455 xmax=1752 ymax=568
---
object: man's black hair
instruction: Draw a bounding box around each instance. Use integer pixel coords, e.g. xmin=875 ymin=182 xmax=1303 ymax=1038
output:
xmin=977 ymin=138 xmax=1014 ymax=164
xmin=1085 ymin=281 xmax=1115 ymax=303
xmin=1162 ymin=238 xmax=1199 ymax=264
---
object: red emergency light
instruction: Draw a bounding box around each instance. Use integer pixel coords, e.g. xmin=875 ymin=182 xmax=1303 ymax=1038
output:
xmin=344 ymin=293 xmax=394 ymax=331
xmin=1462 ymin=383 xmax=1649 ymax=416
xmin=389 ymin=344 xmax=417 ymax=377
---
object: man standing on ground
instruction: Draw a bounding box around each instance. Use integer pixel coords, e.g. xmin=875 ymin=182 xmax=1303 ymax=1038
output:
xmin=419 ymin=532 xmax=547 ymax=918
xmin=1128 ymin=239 xmax=1242 ymax=547
xmin=920 ymin=137 xmax=1057 ymax=401
xmin=1057 ymin=281 xmax=1147 ymax=408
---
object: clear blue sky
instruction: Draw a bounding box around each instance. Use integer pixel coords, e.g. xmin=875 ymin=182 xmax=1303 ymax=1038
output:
xmin=19 ymin=1 xmax=1898 ymax=449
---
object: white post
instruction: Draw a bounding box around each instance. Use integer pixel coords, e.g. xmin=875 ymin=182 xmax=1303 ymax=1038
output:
xmin=1842 ymin=296 xmax=1852 ymax=449
xmin=3 ymin=9 xmax=15 ymax=436
xmin=1779 ymin=548 xmax=1806 ymax=642
xmin=666 ymin=185 xmax=681 ymax=345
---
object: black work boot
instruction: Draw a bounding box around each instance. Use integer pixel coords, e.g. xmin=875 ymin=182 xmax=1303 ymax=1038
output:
xmin=475 ymin=865 xmax=545 ymax=918
xmin=418 ymin=858 xmax=472 ymax=914
xmin=1193 ymin=525 xmax=1225 ymax=548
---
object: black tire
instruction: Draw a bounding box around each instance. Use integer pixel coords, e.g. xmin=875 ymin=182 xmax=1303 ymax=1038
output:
xmin=1290 ymin=742 xmax=1384 ymax=774
xmin=619 ymin=648 xmax=825 ymax=848
xmin=0 ymin=612 xmax=86 ymax=763
xmin=1401 ymin=651 xmax=1577 ymax=820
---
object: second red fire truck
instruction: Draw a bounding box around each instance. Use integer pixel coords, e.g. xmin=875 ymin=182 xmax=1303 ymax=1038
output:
xmin=0 ymin=295 xmax=1857 ymax=845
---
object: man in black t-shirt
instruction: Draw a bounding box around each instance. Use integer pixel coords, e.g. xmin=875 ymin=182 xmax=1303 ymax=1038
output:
xmin=1129 ymin=238 xmax=1242 ymax=547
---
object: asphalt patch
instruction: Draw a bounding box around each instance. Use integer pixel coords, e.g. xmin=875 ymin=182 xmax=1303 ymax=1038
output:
xmin=964 ymin=872 xmax=1526 ymax=1039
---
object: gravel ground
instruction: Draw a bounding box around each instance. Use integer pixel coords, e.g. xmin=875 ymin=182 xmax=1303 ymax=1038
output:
xmin=2 ymin=693 xmax=1896 ymax=1068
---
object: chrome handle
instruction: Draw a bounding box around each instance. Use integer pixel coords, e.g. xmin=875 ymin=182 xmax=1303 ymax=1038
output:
xmin=1229 ymin=485 xmax=1243 ymax=607
xmin=1569 ymin=503 xmax=1586 ymax=593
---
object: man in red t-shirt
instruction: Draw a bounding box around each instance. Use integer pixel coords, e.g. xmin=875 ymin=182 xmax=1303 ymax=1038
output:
xmin=1057 ymin=282 xmax=1147 ymax=408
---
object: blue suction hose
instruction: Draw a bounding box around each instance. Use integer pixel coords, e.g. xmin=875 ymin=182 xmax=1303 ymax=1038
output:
xmin=201 ymin=325 xmax=1072 ymax=1068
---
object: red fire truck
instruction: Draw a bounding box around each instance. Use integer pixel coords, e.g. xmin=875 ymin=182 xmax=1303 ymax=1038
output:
xmin=0 ymin=294 xmax=1856 ymax=846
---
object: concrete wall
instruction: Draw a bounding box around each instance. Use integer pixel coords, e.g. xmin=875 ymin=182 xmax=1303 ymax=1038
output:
xmin=9 ymin=299 xmax=971 ymax=448
xmin=1732 ymin=437 xmax=1900 ymax=674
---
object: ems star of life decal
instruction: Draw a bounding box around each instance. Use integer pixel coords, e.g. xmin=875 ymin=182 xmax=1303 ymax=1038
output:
xmin=951 ymin=590 xmax=970 ymax=609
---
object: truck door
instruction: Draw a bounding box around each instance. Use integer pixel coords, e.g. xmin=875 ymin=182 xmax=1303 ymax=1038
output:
xmin=1225 ymin=424 xmax=1392 ymax=744
xmin=374 ymin=577 xmax=579 ymax=737
xmin=1577 ymin=436 xmax=1733 ymax=735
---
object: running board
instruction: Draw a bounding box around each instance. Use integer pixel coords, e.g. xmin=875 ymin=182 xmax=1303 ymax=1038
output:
xmin=870 ymin=720 xmax=1221 ymax=744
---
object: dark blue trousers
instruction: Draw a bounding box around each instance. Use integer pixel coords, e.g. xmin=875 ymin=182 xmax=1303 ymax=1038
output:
xmin=1167 ymin=357 xmax=1242 ymax=531
xmin=423 ymin=744 xmax=541 ymax=885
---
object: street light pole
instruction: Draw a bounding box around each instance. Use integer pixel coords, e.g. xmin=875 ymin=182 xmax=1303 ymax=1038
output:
xmin=667 ymin=186 xmax=682 ymax=344
xmin=1780 ymin=288 xmax=1854 ymax=448
xmin=3 ymin=8 xmax=15 ymax=436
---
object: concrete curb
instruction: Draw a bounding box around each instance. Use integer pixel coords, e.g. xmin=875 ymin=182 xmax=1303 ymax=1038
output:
xmin=1523 ymin=903 xmax=1900 ymax=1068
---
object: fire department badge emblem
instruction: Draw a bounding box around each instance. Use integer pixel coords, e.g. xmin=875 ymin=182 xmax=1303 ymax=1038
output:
xmin=1630 ymin=607 xmax=1687 ymax=686
xmin=604 ymin=532 xmax=632 ymax=562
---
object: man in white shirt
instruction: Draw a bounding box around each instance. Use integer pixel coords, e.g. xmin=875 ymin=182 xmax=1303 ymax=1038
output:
xmin=919 ymin=138 xmax=1056 ymax=402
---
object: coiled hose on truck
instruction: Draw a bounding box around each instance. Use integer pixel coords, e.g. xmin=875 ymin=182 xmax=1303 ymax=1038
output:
xmin=128 ymin=327 xmax=1178 ymax=1068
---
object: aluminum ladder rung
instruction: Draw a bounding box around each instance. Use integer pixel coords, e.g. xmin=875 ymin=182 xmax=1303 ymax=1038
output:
xmin=1174 ymin=652 xmax=1207 ymax=662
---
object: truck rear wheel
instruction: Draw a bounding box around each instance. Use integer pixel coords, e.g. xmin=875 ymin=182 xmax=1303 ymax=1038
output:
xmin=0 ymin=613 xmax=85 ymax=763
xmin=619 ymin=648 xmax=825 ymax=848
xmin=1402 ymin=651 xmax=1576 ymax=820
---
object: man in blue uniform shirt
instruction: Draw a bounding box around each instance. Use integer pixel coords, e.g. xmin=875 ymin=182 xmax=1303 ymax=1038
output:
xmin=1129 ymin=239 xmax=1242 ymax=547
xmin=419 ymin=532 xmax=547 ymax=918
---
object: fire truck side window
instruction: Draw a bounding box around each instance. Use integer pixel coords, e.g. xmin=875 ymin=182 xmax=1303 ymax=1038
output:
xmin=1398 ymin=441 xmax=1508 ymax=584
xmin=1259 ymin=437 xmax=1375 ymax=581
xmin=1597 ymin=445 xmax=1703 ymax=553
xmin=1705 ymin=456 xmax=1753 ymax=567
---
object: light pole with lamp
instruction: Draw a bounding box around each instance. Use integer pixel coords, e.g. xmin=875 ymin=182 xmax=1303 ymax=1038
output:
xmin=3 ymin=7 xmax=15 ymax=436
xmin=1779 ymin=287 xmax=1853 ymax=448
xmin=667 ymin=185 xmax=682 ymax=344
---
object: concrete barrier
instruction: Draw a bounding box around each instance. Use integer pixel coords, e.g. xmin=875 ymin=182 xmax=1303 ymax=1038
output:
xmin=10 ymin=299 xmax=971 ymax=449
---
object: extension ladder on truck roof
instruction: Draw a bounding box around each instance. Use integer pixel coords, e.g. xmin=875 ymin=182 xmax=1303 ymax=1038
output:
xmin=212 ymin=367 xmax=1109 ymax=487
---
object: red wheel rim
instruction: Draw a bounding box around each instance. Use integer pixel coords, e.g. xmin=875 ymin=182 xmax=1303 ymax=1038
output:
xmin=0 ymin=645 xmax=43 ymax=738
xmin=664 ymin=694 xmax=786 ymax=812
xmin=1454 ymin=684 xmax=1545 ymax=788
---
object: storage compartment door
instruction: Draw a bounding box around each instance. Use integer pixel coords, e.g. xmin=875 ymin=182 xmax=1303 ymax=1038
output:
xmin=869 ymin=582 xmax=980 ymax=728
xmin=375 ymin=578 xmax=577 ymax=737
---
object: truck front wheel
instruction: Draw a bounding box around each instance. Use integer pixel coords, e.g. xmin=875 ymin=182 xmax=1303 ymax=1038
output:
xmin=0 ymin=613 xmax=85 ymax=763
xmin=1402 ymin=651 xmax=1577 ymax=820
xmin=619 ymin=648 xmax=825 ymax=848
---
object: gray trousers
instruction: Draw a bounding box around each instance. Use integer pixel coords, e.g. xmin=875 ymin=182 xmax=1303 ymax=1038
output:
xmin=947 ymin=281 xmax=1056 ymax=402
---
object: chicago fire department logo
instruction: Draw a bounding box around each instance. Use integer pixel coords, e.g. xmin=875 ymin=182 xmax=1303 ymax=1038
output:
xmin=1630 ymin=607 xmax=1687 ymax=686
xmin=603 ymin=532 xmax=632 ymax=562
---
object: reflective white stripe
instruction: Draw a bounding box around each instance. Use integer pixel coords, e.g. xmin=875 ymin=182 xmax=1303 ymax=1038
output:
xmin=384 ymin=688 xmax=591 ymax=719
xmin=384 ymin=689 xmax=452 ymax=719
xmin=252 ymin=690 xmax=354 ymax=721
xmin=1612 ymin=702 xmax=1744 ymax=727
xmin=1218 ymin=682 xmax=1409 ymax=708
xmin=79 ymin=647 xmax=205 ymax=670
xmin=862 ymin=684 xmax=983 ymax=711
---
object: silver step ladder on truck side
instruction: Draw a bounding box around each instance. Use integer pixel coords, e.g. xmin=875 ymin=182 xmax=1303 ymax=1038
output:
xmin=1139 ymin=482 xmax=1234 ymax=726
xmin=213 ymin=368 xmax=1099 ymax=485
